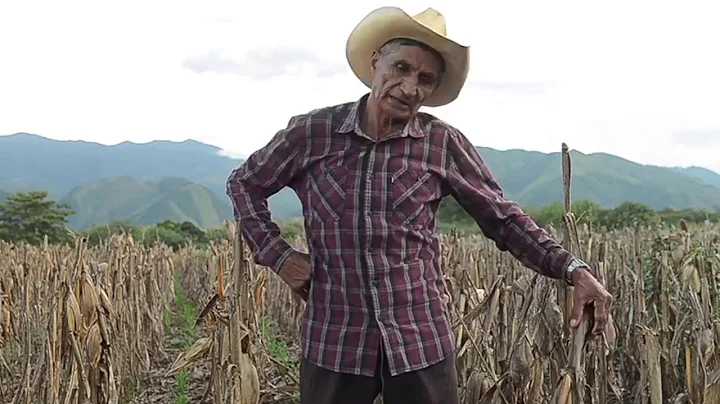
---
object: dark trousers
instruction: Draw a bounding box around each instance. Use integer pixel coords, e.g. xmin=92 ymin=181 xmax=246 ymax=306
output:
xmin=299 ymin=343 xmax=459 ymax=404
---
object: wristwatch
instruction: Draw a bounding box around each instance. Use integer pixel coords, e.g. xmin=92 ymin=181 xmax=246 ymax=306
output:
xmin=565 ymin=258 xmax=588 ymax=286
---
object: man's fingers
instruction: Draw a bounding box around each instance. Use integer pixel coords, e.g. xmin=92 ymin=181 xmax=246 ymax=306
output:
xmin=569 ymin=295 xmax=585 ymax=328
xmin=592 ymin=297 xmax=609 ymax=335
xmin=298 ymin=287 xmax=309 ymax=302
xmin=297 ymin=282 xmax=310 ymax=302
xmin=601 ymin=290 xmax=613 ymax=311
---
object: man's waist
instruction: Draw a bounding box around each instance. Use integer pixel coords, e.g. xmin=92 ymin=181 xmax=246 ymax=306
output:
xmin=307 ymin=299 xmax=448 ymax=320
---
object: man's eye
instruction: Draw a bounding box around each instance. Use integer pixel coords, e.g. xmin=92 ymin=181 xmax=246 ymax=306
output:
xmin=420 ymin=75 xmax=436 ymax=86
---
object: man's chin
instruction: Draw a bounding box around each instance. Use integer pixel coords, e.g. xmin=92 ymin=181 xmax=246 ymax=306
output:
xmin=386 ymin=113 xmax=414 ymax=125
xmin=381 ymin=104 xmax=415 ymax=122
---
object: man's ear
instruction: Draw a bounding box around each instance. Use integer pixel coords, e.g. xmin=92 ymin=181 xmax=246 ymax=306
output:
xmin=370 ymin=49 xmax=381 ymax=75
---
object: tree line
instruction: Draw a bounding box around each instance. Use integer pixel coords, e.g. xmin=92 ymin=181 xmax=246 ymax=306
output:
xmin=1 ymin=191 xmax=718 ymax=248
xmin=435 ymin=198 xmax=719 ymax=234
xmin=0 ymin=191 xmax=226 ymax=249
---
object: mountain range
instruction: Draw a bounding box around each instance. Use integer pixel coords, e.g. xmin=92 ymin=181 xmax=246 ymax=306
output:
xmin=60 ymin=176 xmax=233 ymax=229
xmin=671 ymin=166 xmax=720 ymax=188
xmin=1 ymin=132 xmax=719 ymax=230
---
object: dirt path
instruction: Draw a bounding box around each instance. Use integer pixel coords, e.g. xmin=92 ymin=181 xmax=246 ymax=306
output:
xmin=127 ymin=278 xmax=304 ymax=404
xmin=128 ymin=278 xmax=212 ymax=404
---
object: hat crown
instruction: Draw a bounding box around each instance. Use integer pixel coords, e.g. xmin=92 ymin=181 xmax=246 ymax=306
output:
xmin=412 ymin=8 xmax=447 ymax=37
xmin=345 ymin=6 xmax=469 ymax=107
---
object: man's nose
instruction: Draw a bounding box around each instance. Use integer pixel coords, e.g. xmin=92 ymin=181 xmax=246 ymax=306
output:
xmin=400 ymin=77 xmax=419 ymax=98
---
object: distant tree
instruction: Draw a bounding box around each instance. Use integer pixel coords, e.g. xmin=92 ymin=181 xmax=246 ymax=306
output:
xmin=82 ymin=220 xmax=141 ymax=246
xmin=144 ymin=220 xmax=210 ymax=250
xmin=80 ymin=219 xmax=229 ymax=249
xmin=435 ymin=198 xmax=480 ymax=234
xmin=573 ymin=200 xmax=602 ymax=223
xmin=179 ymin=221 xmax=208 ymax=244
xmin=437 ymin=198 xmax=471 ymax=224
xmin=532 ymin=202 xmax=565 ymax=228
xmin=0 ymin=191 xmax=75 ymax=245
xmin=657 ymin=207 xmax=720 ymax=226
xmin=280 ymin=218 xmax=305 ymax=239
xmin=205 ymin=227 xmax=229 ymax=245
xmin=597 ymin=201 xmax=659 ymax=230
xmin=153 ymin=225 xmax=187 ymax=250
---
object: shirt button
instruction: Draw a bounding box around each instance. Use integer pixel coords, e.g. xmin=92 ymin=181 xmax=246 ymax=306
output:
xmin=372 ymin=279 xmax=379 ymax=287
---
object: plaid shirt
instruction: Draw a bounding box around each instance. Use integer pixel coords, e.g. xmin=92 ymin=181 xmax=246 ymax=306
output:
xmin=226 ymin=94 xmax=575 ymax=377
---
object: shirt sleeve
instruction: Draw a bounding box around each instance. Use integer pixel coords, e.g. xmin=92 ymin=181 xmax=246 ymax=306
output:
xmin=226 ymin=115 xmax=308 ymax=272
xmin=443 ymin=127 xmax=574 ymax=279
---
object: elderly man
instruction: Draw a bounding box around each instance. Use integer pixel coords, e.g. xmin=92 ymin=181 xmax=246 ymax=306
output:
xmin=227 ymin=6 xmax=612 ymax=404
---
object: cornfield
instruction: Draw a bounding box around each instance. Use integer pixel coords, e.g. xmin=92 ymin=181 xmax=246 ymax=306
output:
xmin=1 ymin=219 xmax=720 ymax=403
xmin=2 ymin=145 xmax=720 ymax=403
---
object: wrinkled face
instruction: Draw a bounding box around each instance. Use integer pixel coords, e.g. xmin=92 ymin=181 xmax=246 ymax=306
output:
xmin=369 ymin=42 xmax=444 ymax=121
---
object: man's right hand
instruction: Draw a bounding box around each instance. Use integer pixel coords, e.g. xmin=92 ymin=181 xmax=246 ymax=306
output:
xmin=278 ymin=252 xmax=312 ymax=301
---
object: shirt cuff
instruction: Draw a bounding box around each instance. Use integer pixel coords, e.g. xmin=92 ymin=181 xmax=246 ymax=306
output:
xmin=258 ymin=237 xmax=295 ymax=273
xmin=555 ymin=249 xmax=576 ymax=280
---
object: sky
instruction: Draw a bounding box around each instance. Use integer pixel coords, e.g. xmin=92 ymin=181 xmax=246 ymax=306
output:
xmin=1 ymin=0 xmax=719 ymax=173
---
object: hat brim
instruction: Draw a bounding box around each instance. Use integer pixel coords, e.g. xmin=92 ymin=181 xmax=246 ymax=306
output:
xmin=345 ymin=7 xmax=470 ymax=107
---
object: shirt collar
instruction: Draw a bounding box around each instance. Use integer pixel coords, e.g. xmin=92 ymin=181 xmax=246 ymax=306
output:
xmin=338 ymin=93 xmax=426 ymax=139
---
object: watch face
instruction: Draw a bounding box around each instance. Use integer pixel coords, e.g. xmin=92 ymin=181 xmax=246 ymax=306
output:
xmin=566 ymin=260 xmax=582 ymax=282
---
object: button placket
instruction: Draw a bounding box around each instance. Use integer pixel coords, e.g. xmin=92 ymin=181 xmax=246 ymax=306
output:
xmin=365 ymin=146 xmax=383 ymax=323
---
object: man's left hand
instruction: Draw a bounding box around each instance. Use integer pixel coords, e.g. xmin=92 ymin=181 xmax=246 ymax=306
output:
xmin=569 ymin=267 xmax=613 ymax=338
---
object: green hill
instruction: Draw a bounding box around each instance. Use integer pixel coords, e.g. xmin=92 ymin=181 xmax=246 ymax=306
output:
xmin=60 ymin=177 xmax=233 ymax=229
xmin=0 ymin=133 xmax=235 ymax=198
xmin=672 ymin=166 xmax=720 ymax=188
xmin=476 ymin=148 xmax=720 ymax=211
xmin=1 ymin=133 xmax=719 ymax=221
xmin=0 ymin=132 xmax=302 ymax=220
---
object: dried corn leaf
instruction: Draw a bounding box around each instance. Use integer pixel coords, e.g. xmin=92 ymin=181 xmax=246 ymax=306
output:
xmin=86 ymin=323 xmax=103 ymax=368
xmin=65 ymin=286 xmax=82 ymax=334
xmin=165 ymin=337 xmax=213 ymax=377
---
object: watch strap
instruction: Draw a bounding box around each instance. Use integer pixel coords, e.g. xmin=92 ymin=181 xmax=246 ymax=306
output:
xmin=565 ymin=258 xmax=588 ymax=286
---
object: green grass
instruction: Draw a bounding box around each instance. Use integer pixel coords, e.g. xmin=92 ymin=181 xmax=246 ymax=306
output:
xmin=162 ymin=280 xmax=300 ymax=403
xmin=174 ymin=372 xmax=191 ymax=404
xmin=260 ymin=316 xmax=301 ymax=403
xmin=260 ymin=316 xmax=296 ymax=372
xmin=164 ymin=272 xmax=199 ymax=404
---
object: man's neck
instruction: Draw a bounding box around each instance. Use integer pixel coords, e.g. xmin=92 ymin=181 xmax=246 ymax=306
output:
xmin=362 ymin=98 xmax=409 ymax=142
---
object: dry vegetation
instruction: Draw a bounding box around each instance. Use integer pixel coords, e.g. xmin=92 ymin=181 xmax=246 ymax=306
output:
xmin=0 ymin=142 xmax=718 ymax=404
xmin=0 ymin=218 xmax=719 ymax=403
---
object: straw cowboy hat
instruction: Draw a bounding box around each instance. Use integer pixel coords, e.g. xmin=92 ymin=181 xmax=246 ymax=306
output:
xmin=346 ymin=7 xmax=470 ymax=107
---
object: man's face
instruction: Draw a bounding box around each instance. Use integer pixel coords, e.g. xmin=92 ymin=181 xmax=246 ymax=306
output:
xmin=369 ymin=43 xmax=443 ymax=121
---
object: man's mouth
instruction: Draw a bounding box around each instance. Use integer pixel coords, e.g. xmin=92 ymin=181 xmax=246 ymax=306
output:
xmin=389 ymin=95 xmax=411 ymax=109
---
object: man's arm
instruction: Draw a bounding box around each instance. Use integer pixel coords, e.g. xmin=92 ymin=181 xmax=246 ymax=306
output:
xmin=226 ymin=115 xmax=308 ymax=273
xmin=442 ymin=127 xmax=577 ymax=280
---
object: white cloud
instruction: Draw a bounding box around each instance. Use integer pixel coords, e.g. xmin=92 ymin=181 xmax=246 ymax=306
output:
xmin=182 ymin=47 xmax=346 ymax=79
xmin=1 ymin=0 xmax=719 ymax=174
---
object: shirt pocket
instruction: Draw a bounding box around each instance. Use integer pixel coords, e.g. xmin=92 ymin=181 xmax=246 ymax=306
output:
xmin=308 ymin=165 xmax=348 ymax=223
xmin=390 ymin=168 xmax=439 ymax=227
